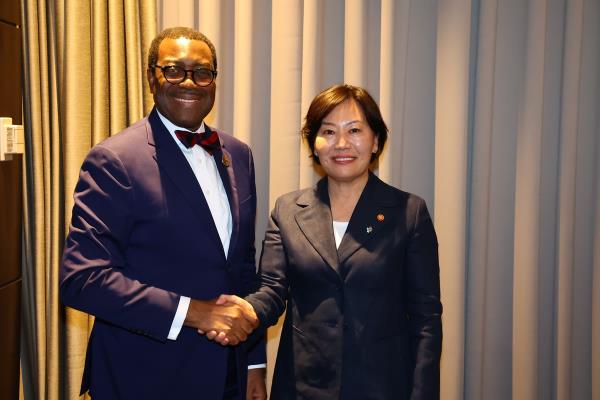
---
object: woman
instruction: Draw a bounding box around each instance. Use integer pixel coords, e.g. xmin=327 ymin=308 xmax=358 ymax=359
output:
xmin=248 ymin=84 xmax=442 ymax=399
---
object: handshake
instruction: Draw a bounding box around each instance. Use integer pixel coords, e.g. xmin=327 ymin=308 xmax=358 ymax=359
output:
xmin=184 ymin=294 xmax=258 ymax=346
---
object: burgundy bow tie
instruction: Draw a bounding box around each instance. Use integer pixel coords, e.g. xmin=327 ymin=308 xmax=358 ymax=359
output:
xmin=175 ymin=129 xmax=221 ymax=154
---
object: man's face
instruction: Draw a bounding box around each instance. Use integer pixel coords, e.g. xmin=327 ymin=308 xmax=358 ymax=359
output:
xmin=147 ymin=37 xmax=216 ymax=131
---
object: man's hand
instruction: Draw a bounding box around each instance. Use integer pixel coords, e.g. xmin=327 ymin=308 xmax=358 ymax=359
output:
xmin=203 ymin=295 xmax=259 ymax=345
xmin=184 ymin=297 xmax=258 ymax=345
xmin=246 ymin=368 xmax=267 ymax=400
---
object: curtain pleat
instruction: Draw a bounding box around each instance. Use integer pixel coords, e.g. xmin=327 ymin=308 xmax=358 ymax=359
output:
xmin=434 ymin=1 xmax=471 ymax=399
xmin=344 ymin=0 xmax=367 ymax=85
xmin=21 ymin=1 xmax=156 ymax=398
xmin=378 ymin=0 xmax=403 ymax=185
xmin=513 ymin=1 xmax=553 ymax=398
xmin=268 ymin=0 xmax=302 ymax=205
xmin=21 ymin=1 xmax=63 ymax=399
xmin=196 ymin=0 xmax=222 ymax=125
xmin=559 ymin=1 xmax=599 ymax=399
xmin=299 ymin=0 xmax=321 ymax=188
xmin=232 ymin=0 xmax=253 ymax=147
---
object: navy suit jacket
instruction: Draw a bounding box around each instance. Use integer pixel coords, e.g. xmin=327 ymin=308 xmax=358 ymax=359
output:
xmin=247 ymin=173 xmax=442 ymax=400
xmin=60 ymin=108 xmax=265 ymax=399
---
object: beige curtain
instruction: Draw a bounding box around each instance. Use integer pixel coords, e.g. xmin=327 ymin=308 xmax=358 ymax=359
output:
xmin=158 ymin=0 xmax=600 ymax=399
xmin=20 ymin=0 xmax=156 ymax=399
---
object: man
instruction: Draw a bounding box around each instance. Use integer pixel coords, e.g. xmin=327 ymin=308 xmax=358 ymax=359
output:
xmin=60 ymin=27 xmax=267 ymax=399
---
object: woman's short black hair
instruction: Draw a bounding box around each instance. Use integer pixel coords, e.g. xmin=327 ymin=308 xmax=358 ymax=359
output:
xmin=301 ymin=84 xmax=388 ymax=164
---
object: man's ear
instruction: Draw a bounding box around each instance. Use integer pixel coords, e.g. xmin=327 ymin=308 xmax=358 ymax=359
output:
xmin=147 ymin=68 xmax=157 ymax=93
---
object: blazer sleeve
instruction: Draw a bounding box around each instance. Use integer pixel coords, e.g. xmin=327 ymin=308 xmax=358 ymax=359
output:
xmin=237 ymin=147 xmax=267 ymax=366
xmin=245 ymin=198 xmax=290 ymax=329
xmin=60 ymin=145 xmax=180 ymax=341
xmin=405 ymin=199 xmax=443 ymax=400
xmin=245 ymin=335 xmax=267 ymax=366
xmin=238 ymin=147 xmax=259 ymax=296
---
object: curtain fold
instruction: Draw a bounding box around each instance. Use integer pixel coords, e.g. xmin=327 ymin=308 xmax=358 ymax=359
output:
xmin=434 ymin=1 xmax=472 ymax=398
xmin=21 ymin=2 xmax=63 ymax=398
xmin=158 ymin=1 xmax=599 ymax=399
xmin=21 ymin=1 xmax=156 ymax=398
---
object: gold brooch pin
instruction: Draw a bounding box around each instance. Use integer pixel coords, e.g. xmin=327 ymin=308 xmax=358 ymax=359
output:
xmin=376 ymin=213 xmax=385 ymax=222
xmin=222 ymin=153 xmax=231 ymax=167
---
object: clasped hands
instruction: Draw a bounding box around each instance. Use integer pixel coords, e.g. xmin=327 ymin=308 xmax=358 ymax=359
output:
xmin=185 ymin=294 xmax=258 ymax=346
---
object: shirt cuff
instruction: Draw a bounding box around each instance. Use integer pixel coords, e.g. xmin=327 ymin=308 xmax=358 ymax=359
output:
xmin=168 ymin=296 xmax=191 ymax=340
xmin=248 ymin=364 xmax=267 ymax=370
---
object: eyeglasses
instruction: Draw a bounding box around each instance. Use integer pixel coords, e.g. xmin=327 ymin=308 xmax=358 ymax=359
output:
xmin=152 ymin=65 xmax=218 ymax=87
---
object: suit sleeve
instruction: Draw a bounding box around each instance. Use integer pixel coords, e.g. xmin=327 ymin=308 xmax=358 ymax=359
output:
xmin=245 ymin=198 xmax=290 ymax=329
xmin=405 ymin=199 xmax=443 ymax=400
xmin=60 ymin=145 xmax=180 ymax=341
xmin=239 ymin=147 xmax=259 ymax=295
xmin=238 ymin=147 xmax=267 ymax=366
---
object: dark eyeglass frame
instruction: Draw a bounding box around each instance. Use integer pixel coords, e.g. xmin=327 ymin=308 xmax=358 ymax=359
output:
xmin=152 ymin=64 xmax=218 ymax=87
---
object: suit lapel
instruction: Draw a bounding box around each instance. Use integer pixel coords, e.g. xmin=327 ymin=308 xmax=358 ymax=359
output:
xmin=210 ymin=128 xmax=239 ymax=260
xmin=294 ymin=179 xmax=340 ymax=274
xmin=337 ymin=173 xmax=396 ymax=266
xmin=147 ymin=110 xmax=224 ymax=254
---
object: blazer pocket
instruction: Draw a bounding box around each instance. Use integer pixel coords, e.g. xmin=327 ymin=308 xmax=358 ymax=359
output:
xmin=291 ymin=324 xmax=333 ymax=386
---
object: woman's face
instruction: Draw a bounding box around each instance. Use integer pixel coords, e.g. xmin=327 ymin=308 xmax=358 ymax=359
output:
xmin=314 ymin=99 xmax=379 ymax=185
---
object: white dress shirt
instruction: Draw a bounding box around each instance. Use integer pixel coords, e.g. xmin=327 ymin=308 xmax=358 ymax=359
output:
xmin=155 ymin=111 xmax=232 ymax=339
xmin=333 ymin=220 xmax=349 ymax=249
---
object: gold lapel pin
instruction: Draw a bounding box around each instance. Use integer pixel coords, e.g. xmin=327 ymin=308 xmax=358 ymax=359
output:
xmin=376 ymin=213 xmax=385 ymax=222
xmin=366 ymin=226 xmax=373 ymax=234
xmin=222 ymin=153 xmax=231 ymax=167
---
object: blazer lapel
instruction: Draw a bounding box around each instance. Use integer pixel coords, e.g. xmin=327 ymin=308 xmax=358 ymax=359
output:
xmin=294 ymin=179 xmax=340 ymax=274
xmin=211 ymin=129 xmax=239 ymax=260
xmin=337 ymin=173 xmax=395 ymax=266
xmin=147 ymin=110 xmax=224 ymax=254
